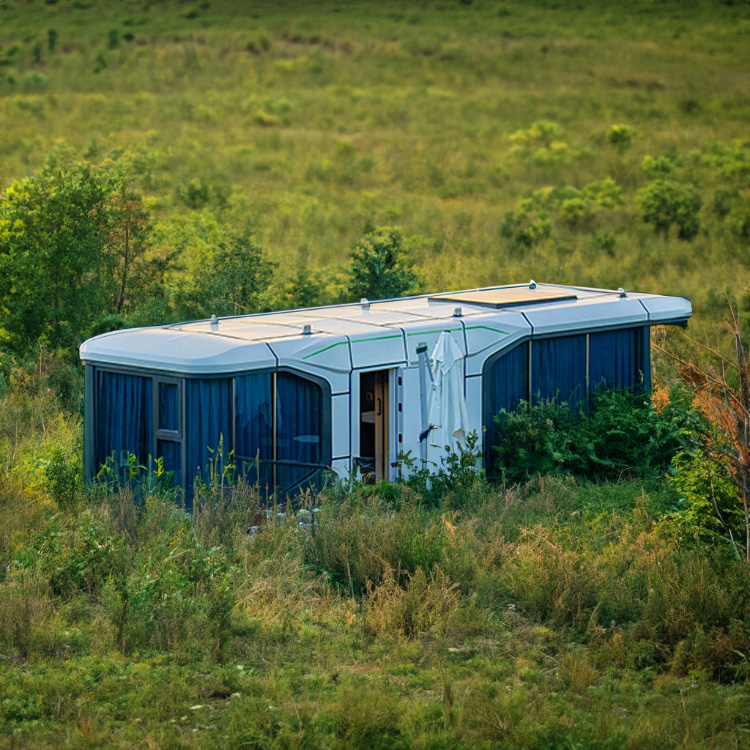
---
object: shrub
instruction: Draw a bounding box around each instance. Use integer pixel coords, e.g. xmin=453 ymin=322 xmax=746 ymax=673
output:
xmin=606 ymin=124 xmax=637 ymax=152
xmin=398 ymin=431 xmax=485 ymax=509
xmin=636 ymin=179 xmax=702 ymax=240
xmin=0 ymin=573 xmax=64 ymax=660
xmin=642 ymin=154 xmax=675 ymax=178
xmin=363 ymin=566 xmax=460 ymax=638
xmin=346 ymin=227 xmax=421 ymax=302
xmin=303 ymin=498 xmax=476 ymax=596
xmin=491 ymin=390 xmax=691 ymax=483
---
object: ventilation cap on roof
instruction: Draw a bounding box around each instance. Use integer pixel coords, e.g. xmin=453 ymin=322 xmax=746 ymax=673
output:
xmin=360 ymin=298 xmax=370 ymax=309
xmin=529 ymin=279 xmax=537 ymax=289
xmin=210 ymin=314 xmax=218 ymax=328
xmin=618 ymin=287 xmax=626 ymax=297
xmin=302 ymin=324 xmax=312 ymax=335
xmin=453 ymin=307 xmax=463 ymax=317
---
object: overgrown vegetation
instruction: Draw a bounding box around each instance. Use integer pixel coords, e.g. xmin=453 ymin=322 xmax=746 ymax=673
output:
xmin=1 ymin=368 xmax=750 ymax=748
xmin=491 ymin=389 xmax=694 ymax=483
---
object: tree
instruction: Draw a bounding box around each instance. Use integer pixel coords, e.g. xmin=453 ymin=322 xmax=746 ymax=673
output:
xmin=104 ymin=171 xmax=150 ymax=315
xmin=281 ymin=250 xmax=327 ymax=310
xmin=0 ymin=154 xmax=114 ymax=352
xmin=346 ymin=227 xmax=421 ymax=302
xmin=174 ymin=233 xmax=276 ymax=319
xmin=636 ymin=179 xmax=702 ymax=240
xmin=0 ymin=152 xmax=156 ymax=352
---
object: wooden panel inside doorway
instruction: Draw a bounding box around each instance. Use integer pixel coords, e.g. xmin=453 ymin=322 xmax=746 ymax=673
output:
xmin=359 ymin=370 xmax=389 ymax=483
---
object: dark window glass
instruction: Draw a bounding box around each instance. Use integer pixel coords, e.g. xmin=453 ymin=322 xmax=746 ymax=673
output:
xmin=484 ymin=343 xmax=529 ymax=475
xmin=235 ymin=373 xmax=273 ymax=489
xmin=158 ymin=382 xmax=180 ymax=432
xmin=488 ymin=342 xmax=529 ymax=415
xmin=589 ymin=327 xmax=650 ymax=393
xmin=95 ymin=370 xmax=153 ymax=477
xmin=276 ymin=373 xmax=323 ymax=496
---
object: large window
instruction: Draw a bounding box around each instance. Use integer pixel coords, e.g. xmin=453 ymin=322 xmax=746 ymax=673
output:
xmin=91 ymin=367 xmax=331 ymax=502
xmin=185 ymin=377 xmax=233 ymax=491
xmin=483 ymin=327 xmax=651 ymax=470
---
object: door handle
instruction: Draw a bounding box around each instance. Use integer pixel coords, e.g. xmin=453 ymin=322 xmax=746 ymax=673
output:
xmin=376 ymin=397 xmax=382 ymax=416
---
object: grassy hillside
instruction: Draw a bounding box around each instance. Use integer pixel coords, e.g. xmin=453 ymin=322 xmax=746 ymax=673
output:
xmin=1 ymin=0 xmax=749 ymax=326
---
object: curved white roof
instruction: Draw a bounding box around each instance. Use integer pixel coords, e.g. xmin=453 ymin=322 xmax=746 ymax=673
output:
xmin=79 ymin=283 xmax=692 ymax=376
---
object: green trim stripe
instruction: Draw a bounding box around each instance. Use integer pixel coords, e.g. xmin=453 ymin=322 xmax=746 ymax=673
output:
xmin=465 ymin=325 xmax=509 ymax=335
xmin=302 ymin=341 xmax=346 ymax=360
xmin=303 ymin=333 xmax=402 ymax=360
xmin=303 ymin=326 xmax=509 ymax=360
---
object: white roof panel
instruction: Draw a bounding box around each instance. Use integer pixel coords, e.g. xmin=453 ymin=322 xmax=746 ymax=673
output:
xmin=523 ymin=297 xmax=649 ymax=336
xmin=79 ymin=283 xmax=692 ymax=375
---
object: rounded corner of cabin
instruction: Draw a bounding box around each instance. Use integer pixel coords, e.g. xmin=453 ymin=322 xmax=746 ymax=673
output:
xmin=641 ymin=294 xmax=693 ymax=325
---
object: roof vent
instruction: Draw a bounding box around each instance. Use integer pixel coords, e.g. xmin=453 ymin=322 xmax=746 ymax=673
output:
xmin=529 ymin=279 xmax=537 ymax=290
xmin=210 ymin=314 xmax=218 ymax=328
xmin=360 ymin=297 xmax=370 ymax=309
xmin=302 ymin=324 xmax=312 ymax=335
xmin=617 ymin=287 xmax=626 ymax=297
xmin=453 ymin=307 xmax=463 ymax=318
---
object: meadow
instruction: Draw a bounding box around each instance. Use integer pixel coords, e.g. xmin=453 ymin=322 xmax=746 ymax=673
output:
xmin=0 ymin=0 xmax=749 ymax=323
xmin=2 ymin=0 xmax=750 ymax=747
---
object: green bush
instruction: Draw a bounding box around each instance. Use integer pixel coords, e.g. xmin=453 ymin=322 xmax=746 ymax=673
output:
xmin=491 ymin=389 xmax=692 ymax=483
xmin=346 ymin=227 xmax=421 ymax=302
xmin=636 ymin=178 xmax=702 ymax=240
xmin=606 ymin=124 xmax=637 ymax=152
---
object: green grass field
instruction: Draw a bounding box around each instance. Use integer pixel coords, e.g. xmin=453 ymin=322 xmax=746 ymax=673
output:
xmin=2 ymin=1 xmax=750 ymax=747
xmin=1 ymin=0 xmax=749 ymax=322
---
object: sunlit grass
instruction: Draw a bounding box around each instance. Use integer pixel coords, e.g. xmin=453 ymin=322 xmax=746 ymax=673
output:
xmin=0 ymin=0 xmax=748 ymax=332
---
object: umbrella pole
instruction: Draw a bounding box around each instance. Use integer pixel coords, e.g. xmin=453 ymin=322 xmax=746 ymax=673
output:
xmin=417 ymin=342 xmax=431 ymax=469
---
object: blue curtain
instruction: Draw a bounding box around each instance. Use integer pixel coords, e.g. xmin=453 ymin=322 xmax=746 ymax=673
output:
xmin=235 ymin=373 xmax=273 ymax=490
xmin=158 ymin=382 xmax=179 ymax=431
xmin=486 ymin=342 xmax=530 ymax=469
xmin=531 ymin=335 xmax=587 ymax=408
xmin=489 ymin=342 xmax=529 ymax=414
xmin=639 ymin=327 xmax=651 ymax=391
xmin=276 ymin=372 xmax=323 ymax=497
xmin=589 ymin=327 xmax=651 ymax=393
xmin=185 ymin=378 xmax=233 ymax=488
xmin=94 ymin=370 xmax=153 ymax=476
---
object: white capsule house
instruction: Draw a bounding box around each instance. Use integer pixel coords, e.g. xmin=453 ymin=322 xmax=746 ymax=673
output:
xmin=79 ymin=282 xmax=691 ymax=502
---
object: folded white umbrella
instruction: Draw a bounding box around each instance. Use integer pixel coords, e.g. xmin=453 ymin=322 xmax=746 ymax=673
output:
xmin=427 ymin=330 xmax=470 ymax=450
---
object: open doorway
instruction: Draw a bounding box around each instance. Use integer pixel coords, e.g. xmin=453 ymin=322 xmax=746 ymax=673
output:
xmin=359 ymin=370 xmax=389 ymax=482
